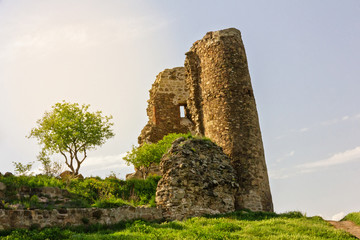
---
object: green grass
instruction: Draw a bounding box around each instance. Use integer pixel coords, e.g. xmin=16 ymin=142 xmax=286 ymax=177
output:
xmin=0 ymin=210 xmax=356 ymax=240
xmin=0 ymin=175 xmax=161 ymax=208
xmin=342 ymin=212 xmax=360 ymax=226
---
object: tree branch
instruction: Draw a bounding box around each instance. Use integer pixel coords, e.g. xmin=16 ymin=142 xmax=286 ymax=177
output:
xmin=80 ymin=148 xmax=87 ymax=164
xmin=60 ymin=149 xmax=74 ymax=173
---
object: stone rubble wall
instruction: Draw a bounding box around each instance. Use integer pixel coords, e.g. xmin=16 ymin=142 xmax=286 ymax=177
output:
xmin=0 ymin=206 xmax=163 ymax=230
xmin=184 ymin=28 xmax=273 ymax=212
xmin=133 ymin=67 xmax=194 ymax=179
xmin=138 ymin=67 xmax=193 ymax=145
xmin=156 ymin=137 xmax=239 ymax=220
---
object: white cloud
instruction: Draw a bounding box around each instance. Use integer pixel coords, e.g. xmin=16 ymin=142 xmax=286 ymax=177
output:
xmin=299 ymin=128 xmax=309 ymax=132
xmin=269 ymin=168 xmax=290 ymax=179
xmin=321 ymin=114 xmax=358 ymax=127
xmin=80 ymin=153 xmax=134 ymax=178
xmin=299 ymin=168 xmax=316 ymax=174
xmin=275 ymin=135 xmax=285 ymax=140
xmin=332 ymin=211 xmax=346 ymax=221
xmin=321 ymin=118 xmax=339 ymax=126
xmin=298 ymin=146 xmax=360 ymax=169
xmin=0 ymin=13 xmax=169 ymax=61
xmin=84 ymin=153 xmax=128 ymax=167
xmin=276 ymin=150 xmax=295 ymax=163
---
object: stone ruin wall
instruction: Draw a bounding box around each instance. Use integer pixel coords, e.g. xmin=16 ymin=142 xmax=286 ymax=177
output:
xmin=0 ymin=183 xmax=163 ymax=230
xmin=0 ymin=28 xmax=273 ymax=230
xmin=138 ymin=67 xmax=193 ymax=145
xmin=156 ymin=137 xmax=239 ymax=220
xmin=137 ymin=28 xmax=273 ymax=213
xmin=185 ymin=28 xmax=273 ymax=212
xmin=0 ymin=207 xmax=162 ymax=230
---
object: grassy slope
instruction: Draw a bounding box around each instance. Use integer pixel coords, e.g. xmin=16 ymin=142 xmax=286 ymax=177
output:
xmin=0 ymin=175 xmax=161 ymax=208
xmin=1 ymin=211 xmax=355 ymax=240
xmin=343 ymin=212 xmax=360 ymax=226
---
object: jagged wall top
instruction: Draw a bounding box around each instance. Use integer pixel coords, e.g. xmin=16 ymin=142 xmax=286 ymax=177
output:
xmin=149 ymin=67 xmax=188 ymax=106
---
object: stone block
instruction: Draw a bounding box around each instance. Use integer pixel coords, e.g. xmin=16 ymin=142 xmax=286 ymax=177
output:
xmin=0 ymin=182 xmax=6 ymax=191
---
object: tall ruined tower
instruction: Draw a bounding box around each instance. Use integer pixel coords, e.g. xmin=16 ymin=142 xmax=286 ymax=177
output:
xmin=185 ymin=28 xmax=273 ymax=212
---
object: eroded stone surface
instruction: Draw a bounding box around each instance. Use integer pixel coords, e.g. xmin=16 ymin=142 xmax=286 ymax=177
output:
xmin=156 ymin=137 xmax=239 ymax=220
xmin=138 ymin=67 xmax=193 ymax=145
xmin=0 ymin=207 xmax=162 ymax=230
xmin=131 ymin=67 xmax=194 ymax=179
xmin=133 ymin=28 xmax=273 ymax=212
xmin=185 ymin=28 xmax=273 ymax=212
xmin=1 ymin=185 xmax=76 ymax=210
xmin=0 ymin=182 xmax=6 ymax=191
xmin=126 ymin=164 xmax=161 ymax=180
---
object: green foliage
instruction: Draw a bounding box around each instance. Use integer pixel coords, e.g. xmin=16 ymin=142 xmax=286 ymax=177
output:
xmin=37 ymin=150 xmax=63 ymax=177
xmin=1 ymin=227 xmax=73 ymax=240
xmin=0 ymin=174 xmax=161 ymax=208
xmin=30 ymin=195 xmax=39 ymax=204
xmin=28 ymin=101 xmax=114 ymax=175
xmin=12 ymin=161 xmax=34 ymax=176
xmin=1 ymin=210 xmax=355 ymax=239
xmin=342 ymin=212 xmax=360 ymax=226
xmin=0 ymin=175 xmax=65 ymax=189
xmin=66 ymin=175 xmax=161 ymax=207
xmin=123 ymin=133 xmax=192 ymax=178
xmin=92 ymin=197 xmax=130 ymax=208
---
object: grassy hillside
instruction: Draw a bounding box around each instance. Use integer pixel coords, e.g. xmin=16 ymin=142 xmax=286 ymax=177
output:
xmin=1 ymin=210 xmax=356 ymax=239
xmin=0 ymin=174 xmax=161 ymax=209
xmin=343 ymin=212 xmax=360 ymax=226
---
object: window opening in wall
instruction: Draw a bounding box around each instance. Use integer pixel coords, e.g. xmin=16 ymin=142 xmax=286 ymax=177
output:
xmin=180 ymin=105 xmax=186 ymax=118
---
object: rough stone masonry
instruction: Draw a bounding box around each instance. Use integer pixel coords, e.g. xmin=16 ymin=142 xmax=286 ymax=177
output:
xmin=138 ymin=28 xmax=273 ymax=212
xmin=156 ymin=137 xmax=239 ymax=220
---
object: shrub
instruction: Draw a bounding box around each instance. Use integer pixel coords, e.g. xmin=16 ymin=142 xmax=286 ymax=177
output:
xmin=92 ymin=197 xmax=130 ymax=208
xmin=123 ymin=133 xmax=192 ymax=178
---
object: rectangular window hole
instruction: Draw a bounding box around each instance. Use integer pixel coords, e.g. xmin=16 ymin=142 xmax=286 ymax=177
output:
xmin=180 ymin=105 xmax=185 ymax=118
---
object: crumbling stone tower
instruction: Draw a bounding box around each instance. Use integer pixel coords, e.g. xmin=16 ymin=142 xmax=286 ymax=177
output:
xmin=137 ymin=28 xmax=273 ymax=212
xmin=185 ymin=28 xmax=273 ymax=212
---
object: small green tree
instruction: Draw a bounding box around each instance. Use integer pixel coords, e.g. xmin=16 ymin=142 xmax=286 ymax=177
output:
xmin=28 ymin=101 xmax=114 ymax=175
xmin=123 ymin=133 xmax=191 ymax=179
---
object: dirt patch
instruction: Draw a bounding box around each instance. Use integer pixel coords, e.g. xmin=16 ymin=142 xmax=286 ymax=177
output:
xmin=328 ymin=220 xmax=360 ymax=239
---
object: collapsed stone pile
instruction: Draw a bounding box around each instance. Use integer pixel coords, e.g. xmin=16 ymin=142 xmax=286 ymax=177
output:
xmin=156 ymin=137 xmax=239 ymax=220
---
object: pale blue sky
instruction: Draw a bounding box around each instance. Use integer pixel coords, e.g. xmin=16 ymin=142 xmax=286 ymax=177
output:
xmin=0 ymin=0 xmax=359 ymax=220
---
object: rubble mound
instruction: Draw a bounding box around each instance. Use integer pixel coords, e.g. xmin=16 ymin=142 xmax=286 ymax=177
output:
xmin=156 ymin=137 xmax=239 ymax=220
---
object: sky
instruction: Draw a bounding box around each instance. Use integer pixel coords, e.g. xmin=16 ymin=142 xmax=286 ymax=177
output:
xmin=0 ymin=0 xmax=359 ymax=220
